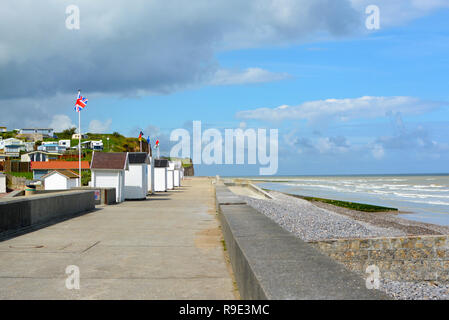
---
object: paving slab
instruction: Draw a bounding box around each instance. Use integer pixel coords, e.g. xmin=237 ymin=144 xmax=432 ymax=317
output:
xmin=0 ymin=177 xmax=236 ymax=300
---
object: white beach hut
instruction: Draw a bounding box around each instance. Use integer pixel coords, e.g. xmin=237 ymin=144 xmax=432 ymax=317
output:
xmin=91 ymin=152 xmax=129 ymax=203
xmin=147 ymin=154 xmax=155 ymax=194
xmin=42 ymin=170 xmax=80 ymax=190
xmin=167 ymin=161 xmax=175 ymax=190
xmin=173 ymin=161 xmax=181 ymax=187
xmin=0 ymin=172 xmax=6 ymax=194
xmin=125 ymin=152 xmax=150 ymax=200
xmin=153 ymin=159 xmax=168 ymax=192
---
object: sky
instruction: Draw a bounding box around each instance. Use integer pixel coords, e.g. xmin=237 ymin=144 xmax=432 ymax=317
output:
xmin=1 ymin=0 xmax=448 ymax=176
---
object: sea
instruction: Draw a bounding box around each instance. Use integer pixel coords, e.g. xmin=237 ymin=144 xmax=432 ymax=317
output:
xmin=246 ymin=175 xmax=449 ymax=226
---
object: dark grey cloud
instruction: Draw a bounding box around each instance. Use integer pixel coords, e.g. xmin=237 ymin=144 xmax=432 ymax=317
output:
xmin=0 ymin=0 xmax=364 ymax=128
xmin=375 ymin=112 xmax=443 ymax=151
xmin=288 ymin=132 xmax=351 ymax=155
xmin=294 ymin=137 xmax=314 ymax=149
xmin=376 ymin=123 xmax=440 ymax=151
xmin=0 ymin=1 xmax=361 ymax=98
xmin=329 ymin=136 xmax=349 ymax=147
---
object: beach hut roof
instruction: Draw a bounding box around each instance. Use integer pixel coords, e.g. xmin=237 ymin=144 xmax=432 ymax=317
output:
xmin=90 ymin=152 xmax=129 ymax=170
xmin=154 ymin=159 xmax=169 ymax=168
xmin=128 ymin=152 xmax=150 ymax=164
xmin=41 ymin=169 xmax=80 ymax=180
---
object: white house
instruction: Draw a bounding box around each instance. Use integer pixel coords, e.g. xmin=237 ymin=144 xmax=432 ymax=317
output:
xmin=0 ymin=127 xmax=6 ymax=133
xmin=59 ymin=140 xmax=71 ymax=148
xmin=91 ymin=140 xmax=104 ymax=151
xmin=21 ymin=151 xmax=60 ymax=162
xmin=147 ymin=155 xmax=155 ymax=194
xmin=0 ymin=172 xmax=6 ymax=193
xmin=153 ymin=159 xmax=168 ymax=192
xmin=90 ymin=152 xmax=129 ymax=203
xmin=42 ymin=170 xmax=80 ymax=190
xmin=72 ymin=133 xmax=88 ymax=140
xmin=166 ymin=161 xmax=175 ymax=190
xmin=0 ymin=138 xmax=23 ymax=150
xmin=38 ymin=143 xmax=65 ymax=153
xmin=19 ymin=128 xmax=54 ymax=137
xmin=4 ymin=145 xmax=21 ymax=158
xmin=76 ymin=140 xmax=103 ymax=150
xmin=125 ymin=152 xmax=150 ymax=200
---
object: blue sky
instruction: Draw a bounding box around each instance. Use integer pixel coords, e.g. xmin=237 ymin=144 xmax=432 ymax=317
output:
xmin=1 ymin=1 xmax=449 ymax=176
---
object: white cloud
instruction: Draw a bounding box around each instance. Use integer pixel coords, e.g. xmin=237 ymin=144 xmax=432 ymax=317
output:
xmin=49 ymin=114 xmax=76 ymax=132
xmin=236 ymin=96 xmax=445 ymax=123
xmin=350 ymin=0 xmax=449 ymax=27
xmin=88 ymin=119 xmax=112 ymax=133
xmin=209 ymin=68 xmax=290 ymax=86
xmin=372 ymin=144 xmax=385 ymax=159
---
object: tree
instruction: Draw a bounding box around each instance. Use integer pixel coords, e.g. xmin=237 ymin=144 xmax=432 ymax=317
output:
xmin=81 ymin=170 xmax=91 ymax=186
xmin=60 ymin=127 xmax=77 ymax=139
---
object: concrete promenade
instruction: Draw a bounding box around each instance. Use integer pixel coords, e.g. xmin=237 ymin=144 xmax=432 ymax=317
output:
xmin=0 ymin=177 xmax=236 ymax=299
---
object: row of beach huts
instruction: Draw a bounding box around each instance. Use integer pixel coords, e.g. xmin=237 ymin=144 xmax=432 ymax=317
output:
xmin=90 ymin=152 xmax=184 ymax=203
xmin=19 ymin=151 xmax=185 ymax=203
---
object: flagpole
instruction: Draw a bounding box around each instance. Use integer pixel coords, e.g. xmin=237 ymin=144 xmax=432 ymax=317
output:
xmin=78 ymin=103 xmax=81 ymax=186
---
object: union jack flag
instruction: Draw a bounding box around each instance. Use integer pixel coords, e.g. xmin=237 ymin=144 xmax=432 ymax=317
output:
xmin=74 ymin=91 xmax=88 ymax=112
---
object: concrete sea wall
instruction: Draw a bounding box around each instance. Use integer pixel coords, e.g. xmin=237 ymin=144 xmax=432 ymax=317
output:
xmin=215 ymin=184 xmax=387 ymax=300
xmin=73 ymin=187 xmax=116 ymax=205
xmin=0 ymin=190 xmax=95 ymax=237
xmin=309 ymin=235 xmax=449 ymax=282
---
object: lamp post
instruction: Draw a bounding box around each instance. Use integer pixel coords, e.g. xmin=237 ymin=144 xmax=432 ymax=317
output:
xmin=107 ymin=137 xmax=110 ymax=152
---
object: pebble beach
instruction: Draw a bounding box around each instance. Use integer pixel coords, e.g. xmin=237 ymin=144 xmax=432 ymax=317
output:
xmin=240 ymin=189 xmax=449 ymax=300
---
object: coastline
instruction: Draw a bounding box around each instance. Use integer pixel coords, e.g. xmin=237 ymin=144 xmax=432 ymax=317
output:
xmin=246 ymin=175 xmax=449 ymax=226
xmin=225 ymin=183 xmax=449 ymax=300
xmin=279 ymin=191 xmax=449 ymax=237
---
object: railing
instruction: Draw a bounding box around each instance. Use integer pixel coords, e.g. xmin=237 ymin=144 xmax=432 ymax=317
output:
xmin=4 ymin=160 xmax=30 ymax=172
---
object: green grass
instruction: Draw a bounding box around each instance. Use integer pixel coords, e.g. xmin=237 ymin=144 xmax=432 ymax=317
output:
xmin=3 ymin=129 xmax=151 ymax=159
xmin=51 ymin=132 xmax=147 ymax=154
xmin=6 ymin=171 xmax=33 ymax=180
xmin=221 ymin=239 xmax=227 ymax=251
xmin=294 ymin=195 xmax=398 ymax=212
xmin=0 ymin=131 xmax=17 ymax=139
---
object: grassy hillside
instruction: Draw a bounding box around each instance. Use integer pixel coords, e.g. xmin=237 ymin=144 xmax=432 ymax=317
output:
xmin=1 ymin=130 xmax=149 ymax=162
xmin=49 ymin=132 xmax=149 ymax=153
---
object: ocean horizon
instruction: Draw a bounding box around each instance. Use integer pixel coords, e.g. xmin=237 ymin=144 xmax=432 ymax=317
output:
xmin=227 ymin=174 xmax=449 ymax=226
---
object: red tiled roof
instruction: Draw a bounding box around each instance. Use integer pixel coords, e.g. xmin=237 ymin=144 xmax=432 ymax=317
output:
xmin=31 ymin=161 xmax=90 ymax=170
